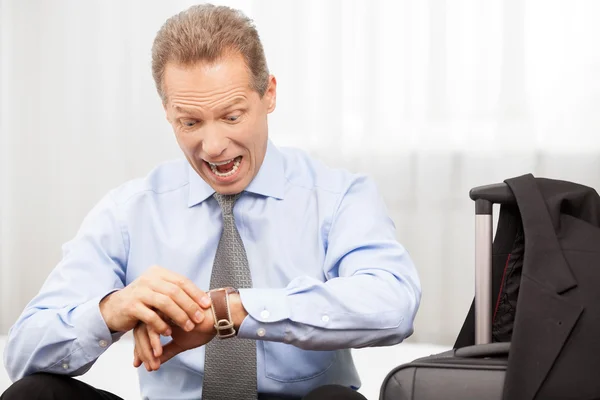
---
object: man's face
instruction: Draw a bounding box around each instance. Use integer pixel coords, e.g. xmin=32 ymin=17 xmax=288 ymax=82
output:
xmin=163 ymin=53 xmax=276 ymax=195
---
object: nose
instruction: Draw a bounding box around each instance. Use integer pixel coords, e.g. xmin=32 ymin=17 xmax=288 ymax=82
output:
xmin=201 ymin=124 xmax=228 ymax=159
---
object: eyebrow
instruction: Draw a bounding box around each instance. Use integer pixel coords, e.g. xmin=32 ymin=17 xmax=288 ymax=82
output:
xmin=173 ymin=106 xmax=198 ymax=116
xmin=173 ymin=98 xmax=247 ymax=116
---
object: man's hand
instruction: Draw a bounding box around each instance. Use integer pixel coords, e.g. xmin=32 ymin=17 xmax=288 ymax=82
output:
xmin=132 ymin=292 xmax=249 ymax=371
xmin=99 ymin=265 xmax=212 ymax=336
xmin=133 ymin=308 xmax=216 ymax=371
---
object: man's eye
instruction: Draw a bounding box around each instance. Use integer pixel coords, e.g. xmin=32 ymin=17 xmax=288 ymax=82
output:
xmin=225 ymin=115 xmax=240 ymax=122
xmin=182 ymin=120 xmax=197 ymax=127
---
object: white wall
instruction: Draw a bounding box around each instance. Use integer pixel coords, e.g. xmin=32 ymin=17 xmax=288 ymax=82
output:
xmin=2 ymin=0 xmax=600 ymax=345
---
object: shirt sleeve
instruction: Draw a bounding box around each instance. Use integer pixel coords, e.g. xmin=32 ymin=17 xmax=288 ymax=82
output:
xmin=3 ymin=192 xmax=129 ymax=382
xmin=237 ymin=175 xmax=422 ymax=350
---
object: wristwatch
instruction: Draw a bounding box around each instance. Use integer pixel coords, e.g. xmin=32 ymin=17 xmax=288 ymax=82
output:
xmin=207 ymin=287 xmax=239 ymax=339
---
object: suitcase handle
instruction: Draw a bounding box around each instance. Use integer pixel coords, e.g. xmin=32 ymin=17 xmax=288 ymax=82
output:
xmin=470 ymin=183 xmax=516 ymax=215
xmin=455 ymin=342 xmax=510 ymax=358
xmin=469 ymin=183 xmax=515 ymax=204
xmin=470 ymin=182 xmax=516 ymax=345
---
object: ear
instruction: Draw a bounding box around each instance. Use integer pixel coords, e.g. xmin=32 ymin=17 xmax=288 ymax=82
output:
xmin=264 ymin=75 xmax=277 ymax=114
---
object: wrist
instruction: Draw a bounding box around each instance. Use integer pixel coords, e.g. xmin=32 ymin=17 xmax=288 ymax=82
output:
xmin=228 ymin=292 xmax=248 ymax=330
xmin=99 ymin=291 xmax=119 ymax=333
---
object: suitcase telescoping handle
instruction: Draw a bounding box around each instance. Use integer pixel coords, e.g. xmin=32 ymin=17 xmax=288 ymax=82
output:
xmin=469 ymin=183 xmax=516 ymax=345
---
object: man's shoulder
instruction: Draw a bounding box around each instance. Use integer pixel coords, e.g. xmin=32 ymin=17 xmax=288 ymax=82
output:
xmin=109 ymin=159 xmax=190 ymax=205
xmin=279 ymin=146 xmax=363 ymax=195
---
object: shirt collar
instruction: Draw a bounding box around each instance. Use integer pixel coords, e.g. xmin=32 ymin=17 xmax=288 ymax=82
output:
xmin=187 ymin=139 xmax=285 ymax=207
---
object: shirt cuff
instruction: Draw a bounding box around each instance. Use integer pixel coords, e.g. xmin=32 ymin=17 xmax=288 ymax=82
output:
xmin=72 ymin=290 xmax=124 ymax=362
xmin=237 ymin=288 xmax=289 ymax=341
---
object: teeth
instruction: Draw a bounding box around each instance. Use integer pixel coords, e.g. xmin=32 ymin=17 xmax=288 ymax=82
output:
xmin=209 ymin=157 xmax=241 ymax=177
xmin=208 ymin=158 xmax=234 ymax=167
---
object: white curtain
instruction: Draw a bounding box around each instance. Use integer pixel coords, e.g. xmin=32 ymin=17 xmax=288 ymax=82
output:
xmin=2 ymin=0 xmax=600 ymax=345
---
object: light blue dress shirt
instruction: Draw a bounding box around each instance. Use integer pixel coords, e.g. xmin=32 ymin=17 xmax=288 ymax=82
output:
xmin=4 ymin=140 xmax=421 ymax=399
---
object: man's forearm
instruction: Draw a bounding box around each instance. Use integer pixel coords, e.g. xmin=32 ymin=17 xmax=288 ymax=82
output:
xmin=4 ymin=294 xmax=123 ymax=381
xmin=234 ymin=273 xmax=420 ymax=350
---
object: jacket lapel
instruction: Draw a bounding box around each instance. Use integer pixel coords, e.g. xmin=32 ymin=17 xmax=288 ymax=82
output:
xmin=506 ymin=174 xmax=577 ymax=294
xmin=503 ymin=174 xmax=582 ymax=400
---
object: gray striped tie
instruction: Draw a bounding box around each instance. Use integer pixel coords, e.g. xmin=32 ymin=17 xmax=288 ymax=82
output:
xmin=202 ymin=193 xmax=257 ymax=400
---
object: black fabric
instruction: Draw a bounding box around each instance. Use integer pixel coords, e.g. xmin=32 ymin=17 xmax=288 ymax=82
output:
xmin=454 ymin=173 xmax=600 ymax=400
xmin=1 ymin=374 xmax=362 ymax=400
xmin=259 ymin=394 xmax=302 ymax=400
xmin=302 ymin=385 xmax=367 ymax=400
xmin=379 ymin=350 xmax=507 ymax=400
xmin=261 ymin=385 xmax=366 ymax=400
xmin=492 ymin=227 xmax=523 ymax=343
xmin=0 ymin=373 xmax=123 ymax=400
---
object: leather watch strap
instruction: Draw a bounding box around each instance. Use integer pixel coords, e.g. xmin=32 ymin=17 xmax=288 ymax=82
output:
xmin=207 ymin=287 xmax=239 ymax=339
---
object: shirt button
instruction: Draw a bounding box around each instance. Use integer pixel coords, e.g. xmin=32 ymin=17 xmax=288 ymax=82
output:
xmin=62 ymin=363 xmax=69 ymax=370
xmin=257 ymin=328 xmax=266 ymax=337
xmin=99 ymin=340 xmax=108 ymax=348
xmin=321 ymin=315 xmax=330 ymax=323
xmin=260 ymin=310 xmax=270 ymax=320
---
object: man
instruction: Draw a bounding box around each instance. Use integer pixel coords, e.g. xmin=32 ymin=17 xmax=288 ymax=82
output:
xmin=2 ymin=4 xmax=421 ymax=400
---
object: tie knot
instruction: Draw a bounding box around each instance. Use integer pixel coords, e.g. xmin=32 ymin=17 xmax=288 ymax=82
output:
xmin=213 ymin=192 xmax=241 ymax=215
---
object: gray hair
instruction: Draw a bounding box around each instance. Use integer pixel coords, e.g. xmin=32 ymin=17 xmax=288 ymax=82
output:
xmin=151 ymin=4 xmax=270 ymax=103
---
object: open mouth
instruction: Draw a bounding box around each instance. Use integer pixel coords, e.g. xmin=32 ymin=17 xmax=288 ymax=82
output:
xmin=205 ymin=156 xmax=242 ymax=178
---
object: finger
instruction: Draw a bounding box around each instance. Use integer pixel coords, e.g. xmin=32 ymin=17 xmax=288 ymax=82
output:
xmin=133 ymin=351 xmax=142 ymax=368
xmin=150 ymin=280 xmax=206 ymax=324
xmin=133 ymin=302 xmax=172 ymax=336
xmin=142 ymin=291 xmax=195 ymax=332
xmin=134 ymin=324 xmax=160 ymax=371
xmin=133 ymin=348 xmax=142 ymax=368
xmin=159 ymin=340 xmax=185 ymax=364
xmin=133 ymin=325 xmax=151 ymax=364
xmin=149 ymin=328 xmax=163 ymax=358
xmin=133 ymin=337 xmax=141 ymax=367
xmin=158 ymin=270 xmax=211 ymax=309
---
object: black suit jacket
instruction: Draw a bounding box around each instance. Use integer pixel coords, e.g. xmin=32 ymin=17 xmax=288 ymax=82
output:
xmin=455 ymin=173 xmax=600 ymax=400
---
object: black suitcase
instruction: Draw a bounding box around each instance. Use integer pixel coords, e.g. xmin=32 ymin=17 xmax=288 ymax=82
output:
xmin=379 ymin=183 xmax=516 ymax=400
